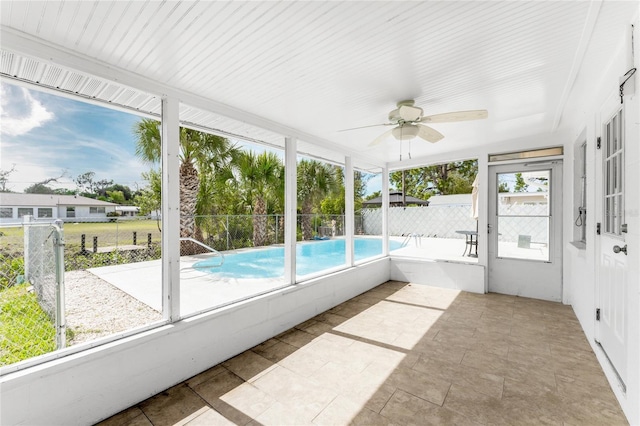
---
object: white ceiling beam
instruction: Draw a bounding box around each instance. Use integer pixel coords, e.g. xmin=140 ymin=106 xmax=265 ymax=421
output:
xmin=551 ymin=0 xmax=602 ymax=131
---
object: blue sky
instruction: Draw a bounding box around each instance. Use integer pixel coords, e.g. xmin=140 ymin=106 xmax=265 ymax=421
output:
xmin=1 ymin=81 xmax=381 ymax=195
xmin=1 ymin=81 xmax=147 ymax=193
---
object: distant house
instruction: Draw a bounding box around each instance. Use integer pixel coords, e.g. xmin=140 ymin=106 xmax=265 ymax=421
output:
xmin=115 ymin=205 xmax=140 ymax=217
xmin=0 ymin=193 xmax=117 ymax=225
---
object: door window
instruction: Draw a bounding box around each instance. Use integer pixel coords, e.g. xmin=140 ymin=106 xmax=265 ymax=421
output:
xmin=603 ymin=109 xmax=624 ymax=236
xmin=496 ymin=170 xmax=551 ymax=261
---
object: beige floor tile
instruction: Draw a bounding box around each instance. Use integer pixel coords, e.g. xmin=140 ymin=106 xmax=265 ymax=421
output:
xmin=461 ymin=349 xmax=509 ymax=376
xmin=442 ymin=383 xmax=503 ymax=424
xmin=96 ymin=407 xmax=151 ymax=426
xmin=493 ymin=394 xmax=564 ymax=425
xmin=303 ymin=320 xmax=336 ymax=336
xmin=311 ymin=394 xmax=369 ymax=425
xmin=381 ymin=389 xmax=480 ymax=426
xmin=255 ymin=401 xmax=324 ymax=426
xmin=433 ymin=328 xmax=477 ymax=348
xmin=252 ymin=339 xmax=298 ymax=363
xmin=183 ymin=407 xmax=236 ymax=426
xmin=252 ymin=365 xmax=337 ymax=416
xmin=277 ymin=346 xmax=329 ymax=377
xmin=185 ymin=364 xmax=227 ymax=388
xmin=100 ymin=281 xmax=629 ymax=426
xmin=276 ymin=327 xmax=318 ymax=348
xmin=190 ymin=369 xmax=245 ymax=403
xmin=349 ymin=407 xmax=398 ymax=426
xmin=139 ymin=384 xmax=210 ymax=426
xmin=387 ymin=365 xmax=452 ymax=406
xmin=222 ymin=350 xmax=276 ymax=382
xmin=507 ymin=345 xmax=553 ymax=369
xmin=411 ymin=339 xmax=467 ymax=364
xmin=212 ymin=382 xmax=276 ymax=425
xmin=469 ymin=331 xmax=510 ymax=357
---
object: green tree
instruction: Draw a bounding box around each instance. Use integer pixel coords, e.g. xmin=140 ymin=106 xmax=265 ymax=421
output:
xmin=133 ymin=119 xmax=239 ymax=249
xmin=24 ymin=183 xmax=55 ymax=194
xmin=390 ymin=160 xmax=478 ymax=199
xmin=235 ymin=151 xmax=283 ymax=246
xmin=297 ymin=159 xmax=339 ymax=240
xmin=514 ymin=173 xmax=529 ymax=192
xmin=134 ymin=169 xmax=161 ymax=231
xmin=106 ymin=190 xmax=126 ymax=205
xmin=0 ymin=165 xmax=16 ymax=192
xmin=75 ymin=171 xmax=96 ymax=195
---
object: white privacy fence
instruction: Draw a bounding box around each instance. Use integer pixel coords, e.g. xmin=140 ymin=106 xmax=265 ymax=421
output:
xmin=361 ymin=205 xmax=477 ymax=238
xmin=360 ymin=204 xmax=548 ymax=244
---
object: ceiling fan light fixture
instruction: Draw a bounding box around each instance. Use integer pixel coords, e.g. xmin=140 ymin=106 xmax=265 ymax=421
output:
xmin=392 ymin=124 xmax=419 ymax=140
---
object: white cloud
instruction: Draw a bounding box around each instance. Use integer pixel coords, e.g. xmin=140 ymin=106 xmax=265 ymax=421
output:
xmin=0 ymin=84 xmax=54 ymax=136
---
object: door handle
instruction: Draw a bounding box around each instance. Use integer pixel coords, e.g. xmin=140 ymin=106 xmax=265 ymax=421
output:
xmin=613 ymin=245 xmax=627 ymax=255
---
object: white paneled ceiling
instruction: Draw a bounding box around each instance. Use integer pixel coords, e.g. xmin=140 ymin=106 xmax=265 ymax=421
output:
xmin=1 ymin=1 xmax=637 ymax=167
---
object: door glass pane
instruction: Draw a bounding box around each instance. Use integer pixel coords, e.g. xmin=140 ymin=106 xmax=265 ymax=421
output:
xmin=496 ymin=170 xmax=550 ymax=261
xmin=497 ymin=217 xmax=549 ymax=261
xmin=603 ymin=107 xmax=624 ymax=236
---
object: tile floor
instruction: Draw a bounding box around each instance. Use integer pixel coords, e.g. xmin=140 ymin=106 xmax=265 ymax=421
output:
xmin=98 ymin=281 xmax=628 ymax=426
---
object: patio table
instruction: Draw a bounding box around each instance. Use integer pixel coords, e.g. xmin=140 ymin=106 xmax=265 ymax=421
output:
xmin=456 ymin=230 xmax=478 ymax=257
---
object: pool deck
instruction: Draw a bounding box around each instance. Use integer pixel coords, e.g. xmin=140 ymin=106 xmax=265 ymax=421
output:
xmin=87 ymin=237 xmax=483 ymax=317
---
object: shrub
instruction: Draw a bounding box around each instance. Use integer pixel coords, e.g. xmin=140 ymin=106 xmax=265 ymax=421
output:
xmin=0 ymin=255 xmax=24 ymax=290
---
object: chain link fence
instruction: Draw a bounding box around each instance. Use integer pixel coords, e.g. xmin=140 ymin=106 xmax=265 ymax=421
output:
xmin=1 ymin=217 xmax=64 ymax=366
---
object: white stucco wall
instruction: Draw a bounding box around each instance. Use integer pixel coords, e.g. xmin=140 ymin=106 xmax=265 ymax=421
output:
xmin=0 ymin=259 xmax=392 ymax=425
xmin=562 ymin=16 xmax=639 ymax=425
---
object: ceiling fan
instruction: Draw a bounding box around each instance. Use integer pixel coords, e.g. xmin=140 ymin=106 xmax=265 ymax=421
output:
xmin=340 ymin=100 xmax=488 ymax=146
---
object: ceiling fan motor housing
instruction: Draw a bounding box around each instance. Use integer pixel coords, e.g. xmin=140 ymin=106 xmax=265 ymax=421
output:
xmin=392 ymin=124 xmax=420 ymax=140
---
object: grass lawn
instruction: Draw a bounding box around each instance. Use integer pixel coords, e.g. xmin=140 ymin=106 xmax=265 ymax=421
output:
xmin=0 ymin=220 xmax=162 ymax=253
xmin=0 ymin=283 xmax=56 ymax=365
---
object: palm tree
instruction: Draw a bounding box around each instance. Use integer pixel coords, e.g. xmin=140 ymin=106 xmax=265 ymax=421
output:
xmin=297 ymin=159 xmax=339 ymax=240
xmin=235 ymin=151 xmax=283 ymax=247
xmin=133 ymin=119 xmax=239 ymax=252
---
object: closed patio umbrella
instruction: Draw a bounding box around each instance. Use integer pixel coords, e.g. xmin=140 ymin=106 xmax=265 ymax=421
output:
xmin=471 ymin=175 xmax=479 ymax=220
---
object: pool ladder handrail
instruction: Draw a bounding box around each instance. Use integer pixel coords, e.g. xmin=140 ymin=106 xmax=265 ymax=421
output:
xmin=401 ymin=233 xmax=422 ymax=248
xmin=180 ymin=237 xmax=224 ymax=267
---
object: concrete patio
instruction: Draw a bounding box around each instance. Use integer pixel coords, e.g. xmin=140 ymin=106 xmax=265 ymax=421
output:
xmin=98 ymin=281 xmax=626 ymax=425
xmin=87 ymin=237 xmax=481 ymax=317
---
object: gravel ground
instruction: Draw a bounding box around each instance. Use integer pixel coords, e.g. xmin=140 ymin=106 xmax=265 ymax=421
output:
xmin=64 ymin=270 xmax=162 ymax=345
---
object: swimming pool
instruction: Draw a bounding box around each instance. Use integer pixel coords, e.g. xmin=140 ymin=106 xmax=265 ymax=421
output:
xmin=193 ymin=238 xmax=401 ymax=278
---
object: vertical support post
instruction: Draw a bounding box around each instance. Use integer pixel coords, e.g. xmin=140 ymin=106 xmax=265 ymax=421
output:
xmin=23 ymin=215 xmax=32 ymax=282
xmin=81 ymin=234 xmax=86 ymax=253
xmin=284 ymin=136 xmax=297 ymax=284
xmin=275 ymin=214 xmax=278 ymax=245
xmin=382 ymin=165 xmax=390 ymax=256
xmin=147 ymin=233 xmax=152 ymax=249
xmin=53 ymin=220 xmax=66 ymax=349
xmin=226 ymin=215 xmax=230 ymax=250
xmin=161 ymin=96 xmax=181 ymax=321
xmin=345 ymin=156 xmax=355 ymax=266
xmin=133 ymin=231 xmax=137 ymax=246
xmin=93 ymin=236 xmax=98 ymax=253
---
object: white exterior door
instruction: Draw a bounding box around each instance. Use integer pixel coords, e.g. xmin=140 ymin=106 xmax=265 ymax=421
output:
xmin=488 ymin=161 xmax=563 ymax=301
xmin=595 ymin=96 xmax=629 ymax=385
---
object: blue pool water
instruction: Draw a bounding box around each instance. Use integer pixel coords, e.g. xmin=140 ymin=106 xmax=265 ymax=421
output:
xmin=193 ymin=238 xmax=401 ymax=278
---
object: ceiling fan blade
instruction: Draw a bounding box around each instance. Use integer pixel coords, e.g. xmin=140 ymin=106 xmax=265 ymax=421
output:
xmin=337 ymin=123 xmax=394 ymax=132
xmin=368 ymin=129 xmax=393 ymax=146
xmin=422 ymin=110 xmax=488 ymax=123
xmin=417 ymin=124 xmax=444 ymax=143
xmin=398 ymin=105 xmax=423 ymax=122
